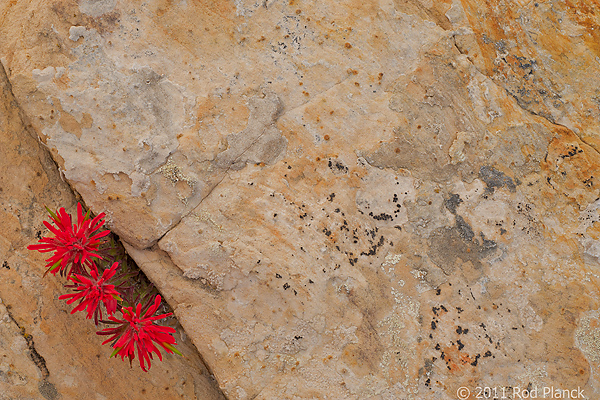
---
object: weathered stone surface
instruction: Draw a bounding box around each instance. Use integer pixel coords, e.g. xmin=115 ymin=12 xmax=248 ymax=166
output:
xmin=0 ymin=61 xmax=225 ymax=399
xmin=3 ymin=0 xmax=600 ymax=399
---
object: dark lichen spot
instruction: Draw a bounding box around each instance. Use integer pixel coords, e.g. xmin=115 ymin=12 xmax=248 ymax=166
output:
xmin=479 ymin=165 xmax=516 ymax=193
xmin=370 ymin=212 xmax=393 ymax=221
xmin=38 ymin=381 xmax=59 ymax=400
xmin=328 ymin=159 xmax=348 ymax=174
xmin=444 ymin=193 xmax=462 ymax=214
xmin=455 ymin=215 xmax=474 ymax=241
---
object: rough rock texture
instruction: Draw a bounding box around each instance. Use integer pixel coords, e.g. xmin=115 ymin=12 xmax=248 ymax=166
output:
xmin=0 ymin=62 xmax=225 ymax=399
xmin=2 ymin=0 xmax=600 ymax=399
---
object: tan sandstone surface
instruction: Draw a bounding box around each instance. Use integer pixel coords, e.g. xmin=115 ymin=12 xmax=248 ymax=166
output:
xmin=2 ymin=0 xmax=600 ymax=399
xmin=0 ymin=61 xmax=225 ymax=399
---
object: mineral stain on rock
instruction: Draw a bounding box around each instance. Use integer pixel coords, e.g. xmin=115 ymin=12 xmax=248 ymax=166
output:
xmin=428 ymin=214 xmax=497 ymax=275
xmin=479 ymin=165 xmax=516 ymax=193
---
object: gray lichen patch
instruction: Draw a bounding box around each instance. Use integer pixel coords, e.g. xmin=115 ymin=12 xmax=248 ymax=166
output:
xmin=215 ymin=92 xmax=287 ymax=171
xmin=479 ymin=165 xmax=516 ymax=193
xmin=427 ymin=215 xmax=497 ymax=275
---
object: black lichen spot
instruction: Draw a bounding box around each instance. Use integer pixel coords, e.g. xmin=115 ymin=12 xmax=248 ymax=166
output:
xmin=559 ymin=145 xmax=583 ymax=159
xmin=479 ymin=165 xmax=516 ymax=193
xmin=483 ymin=350 xmax=492 ymax=357
xmin=470 ymin=354 xmax=481 ymax=366
xmin=276 ymin=273 xmax=282 ymax=278
xmin=328 ymin=159 xmax=348 ymax=174
xmin=327 ymin=193 xmax=336 ymax=201
xmin=361 ymin=235 xmax=385 ymax=256
xmin=431 ymin=321 xmax=437 ymax=330
xmin=283 ymin=283 xmax=290 ymax=290
xmin=435 ymin=288 xmax=441 ymax=295
xmin=36 ymin=230 xmax=42 ymax=239
xmin=456 ymin=326 xmax=468 ymax=334
xmin=2 ymin=261 xmax=9 ymax=270
xmin=444 ymin=193 xmax=463 ymax=214
xmin=322 ymin=228 xmax=332 ymax=236
xmin=457 ymin=339 xmax=464 ymax=351
xmin=370 ymin=212 xmax=393 ymax=221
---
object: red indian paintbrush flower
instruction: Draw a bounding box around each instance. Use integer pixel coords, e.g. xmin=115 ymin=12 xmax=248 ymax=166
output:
xmin=97 ymin=295 xmax=181 ymax=371
xmin=27 ymin=203 xmax=110 ymax=276
xmin=59 ymin=262 xmax=122 ymax=325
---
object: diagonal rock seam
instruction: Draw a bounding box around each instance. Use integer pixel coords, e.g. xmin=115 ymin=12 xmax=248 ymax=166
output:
xmin=2 ymin=302 xmax=59 ymax=400
xmin=154 ymin=92 xmax=286 ymax=247
xmin=0 ymin=60 xmax=229 ymax=400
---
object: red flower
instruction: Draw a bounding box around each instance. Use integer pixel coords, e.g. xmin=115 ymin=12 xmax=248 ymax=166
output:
xmin=97 ymin=295 xmax=181 ymax=371
xmin=28 ymin=203 xmax=109 ymax=276
xmin=59 ymin=262 xmax=122 ymax=325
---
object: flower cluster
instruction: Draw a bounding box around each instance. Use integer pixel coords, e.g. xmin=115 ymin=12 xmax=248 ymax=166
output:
xmin=28 ymin=204 xmax=180 ymax=371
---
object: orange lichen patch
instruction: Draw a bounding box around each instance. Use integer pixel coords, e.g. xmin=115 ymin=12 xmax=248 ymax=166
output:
xmin=81 ymin=112 xmax=93 ymax=129
xmin=58 ymin=111 xmax=82 ymax=138
xmin=392 ymin=0 xmax=453 ymax=31
xmin=541 ymin=127 xmax=600 ymax=207
xmin=563 ymin=0 xmax=600 ymax=57
xmin=144 ymin=0 xmax=238 ymax=60
xmin=441 ymin=345 xmax=474 ymax=373
xmin=194 ymin=95 xmax=249 ymax=136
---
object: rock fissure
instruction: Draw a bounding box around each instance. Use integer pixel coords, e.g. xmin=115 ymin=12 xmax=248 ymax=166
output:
xmin=2 ymin=302 xmax=51 ymax=381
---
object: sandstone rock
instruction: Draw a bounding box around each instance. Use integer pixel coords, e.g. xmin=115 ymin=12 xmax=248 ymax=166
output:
xmin=2 ymin=0 xmax=600 ymax=399
xmin=0 ymin=61 xmax=225 ymax=400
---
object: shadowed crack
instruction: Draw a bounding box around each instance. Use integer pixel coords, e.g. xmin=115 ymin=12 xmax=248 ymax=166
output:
xmin=2 ymin=303 xmax=59 ymax=400
xmin=1 ymin=59 xmax=228 ymax=400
